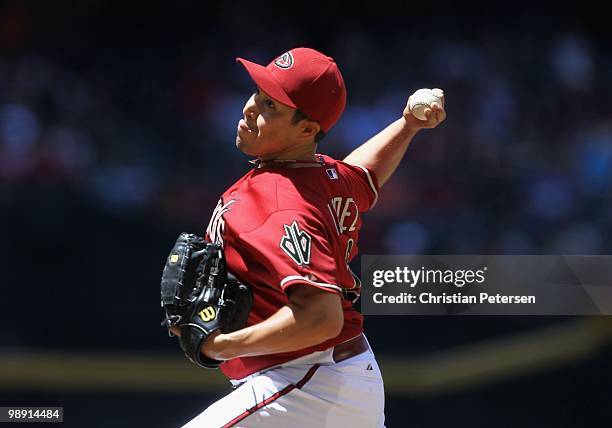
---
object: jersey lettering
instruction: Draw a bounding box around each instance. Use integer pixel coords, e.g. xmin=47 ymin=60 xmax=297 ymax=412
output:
xmin=206 ymin=198 xmax=236 ymax=246
xmin=331 ymin=196 xmax=359 ymax=233
xmin=329 ymin=198 xmax=363 ymax=303
xmin=344 ymin=238 xmax=362 ymax=303
xmin=280 ymin=220 xmax=311 ymax=265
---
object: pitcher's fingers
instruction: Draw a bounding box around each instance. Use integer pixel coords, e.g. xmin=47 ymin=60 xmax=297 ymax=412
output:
xmin=439 ymin=107 xmax=447 ymax=122
xmin=432 ymin=88 xmax=445 ymax=107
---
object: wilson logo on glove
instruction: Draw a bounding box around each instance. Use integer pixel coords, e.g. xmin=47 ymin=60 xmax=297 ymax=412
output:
xmin=160 ymin=233 xmax=253 ymax=369
xmin=199 ymin=306 xmax=217 ymax=322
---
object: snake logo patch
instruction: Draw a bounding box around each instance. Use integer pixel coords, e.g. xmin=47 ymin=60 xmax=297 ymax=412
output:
xmin=199 ymin=306 xmax=216 ymax=322
xmin=274 ymin=52 xmax=294 ymax=69
xmin=280 ymin=220 xmax=311 ymax=265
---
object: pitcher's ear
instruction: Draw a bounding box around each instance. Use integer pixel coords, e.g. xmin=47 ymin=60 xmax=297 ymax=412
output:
xmin=302 ymin=120 xmax=321 ymax=138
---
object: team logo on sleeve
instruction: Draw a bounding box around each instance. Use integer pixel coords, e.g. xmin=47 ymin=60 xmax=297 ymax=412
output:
xmin=280 ymin=220 xmax=311 ymax=265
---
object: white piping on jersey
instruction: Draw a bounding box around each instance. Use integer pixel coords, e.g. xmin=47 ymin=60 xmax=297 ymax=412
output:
xmin=327 ymin=203 xmax=341 ymax=235
xmin=355 ymin=165 xmax=379 ymax=208
xmin=280 ymin=275 xmax=343 ymax=293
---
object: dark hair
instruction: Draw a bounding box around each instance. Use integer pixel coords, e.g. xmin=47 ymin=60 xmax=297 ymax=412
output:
xmin=291 ymin=109 xmax=326 ymax=143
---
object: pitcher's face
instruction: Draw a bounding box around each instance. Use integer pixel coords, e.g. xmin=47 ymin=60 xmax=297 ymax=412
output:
xmin=236 ymin=88 xmax=305 ymax=159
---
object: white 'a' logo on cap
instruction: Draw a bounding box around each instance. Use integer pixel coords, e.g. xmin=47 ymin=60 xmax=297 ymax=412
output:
xmin=274 ymin=52 xmax=294 ymax=69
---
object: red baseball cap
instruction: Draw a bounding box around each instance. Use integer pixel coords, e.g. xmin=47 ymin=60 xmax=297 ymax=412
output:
xmin=236 ymin=47 xmax=347 ymax=132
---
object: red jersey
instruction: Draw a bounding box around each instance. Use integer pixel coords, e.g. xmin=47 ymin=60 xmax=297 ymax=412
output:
xmin=205 ymin=154 xmax=379 ymax=380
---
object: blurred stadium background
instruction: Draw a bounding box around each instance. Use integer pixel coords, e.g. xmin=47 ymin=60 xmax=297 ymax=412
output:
xmin=1 ymin=1 xmax=611 ymax=427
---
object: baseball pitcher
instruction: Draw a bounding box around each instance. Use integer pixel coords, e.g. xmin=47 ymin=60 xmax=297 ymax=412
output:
xmin=160 ymin=47 xmax=446 ymax=428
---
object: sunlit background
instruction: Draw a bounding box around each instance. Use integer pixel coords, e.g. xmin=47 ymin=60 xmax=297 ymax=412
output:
xmin=1 ymin=1 xmax=611 ymax=427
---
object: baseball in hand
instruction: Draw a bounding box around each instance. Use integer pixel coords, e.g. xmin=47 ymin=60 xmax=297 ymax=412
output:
xmin=409 ymin=88 xmax=444 ymax=120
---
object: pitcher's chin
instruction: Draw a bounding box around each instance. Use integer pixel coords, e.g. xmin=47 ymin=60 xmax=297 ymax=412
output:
xmin=235 ymin=136 xmax=255 ymax=156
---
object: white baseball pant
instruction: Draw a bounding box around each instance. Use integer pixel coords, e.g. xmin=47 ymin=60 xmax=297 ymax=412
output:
xmin=181 ymin=335 xmax=386 ymax=428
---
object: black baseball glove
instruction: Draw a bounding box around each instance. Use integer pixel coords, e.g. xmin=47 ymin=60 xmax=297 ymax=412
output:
xmin=160 ymin=233 xmax=252 ymax=369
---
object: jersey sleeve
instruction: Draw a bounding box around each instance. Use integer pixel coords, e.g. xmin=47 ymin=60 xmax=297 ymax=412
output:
xmin=337 ymin=161 xmax=380 ymax=212
xmin=237 ymin=209 xmax=342 ymax=295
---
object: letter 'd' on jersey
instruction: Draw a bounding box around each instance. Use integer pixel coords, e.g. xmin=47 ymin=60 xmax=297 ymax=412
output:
xmin=280 ymin=220 xmax=311 ymax=265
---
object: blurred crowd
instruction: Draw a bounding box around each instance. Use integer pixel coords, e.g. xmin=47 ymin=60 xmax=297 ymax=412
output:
xmin=2 ymin=3 xmax=611 ymax=427
xmin=1 ymin=2 xmax=611 ymax=351
xmin=2 ymin=28 xmax=609 ymax=257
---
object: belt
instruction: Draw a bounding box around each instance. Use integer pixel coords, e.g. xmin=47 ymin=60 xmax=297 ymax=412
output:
xmin=230 ymin=334 xmax=370 ymax=389
xmin=332 ymin=334 xmax=369 ymax=363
